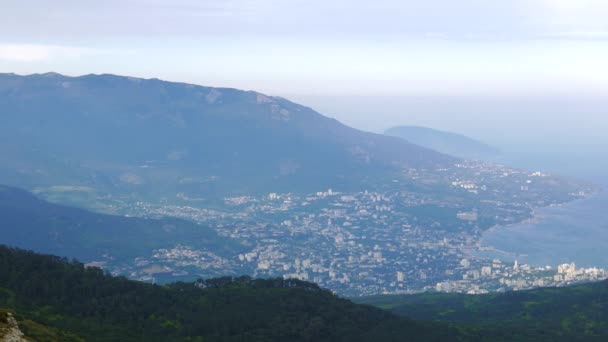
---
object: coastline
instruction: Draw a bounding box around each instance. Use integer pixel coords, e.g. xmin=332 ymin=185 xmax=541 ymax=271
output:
xmin=474 ymin=188 xmax=603 ymax=265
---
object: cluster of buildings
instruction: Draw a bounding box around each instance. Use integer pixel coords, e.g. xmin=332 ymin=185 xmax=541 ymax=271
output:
xmin=435 ymin=260 xmax=607 ymax=294
xmin=100 ymin=161 xmax=598 ymax=296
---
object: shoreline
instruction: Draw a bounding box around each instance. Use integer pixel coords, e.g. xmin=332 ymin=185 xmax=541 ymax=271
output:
xmin=474 ymin=189 xmax=603 ymax=265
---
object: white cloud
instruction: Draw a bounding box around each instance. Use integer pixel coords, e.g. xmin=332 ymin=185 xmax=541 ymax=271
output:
xmin=2 ymin=0 xmax=607 ymax=41
xmin=0 ymin=44 xmax=130 ymax=62
xmin=550 ymin=31 xmax=608 ymax=40
xmin=0 ymin=44 xmax=93 ymax=62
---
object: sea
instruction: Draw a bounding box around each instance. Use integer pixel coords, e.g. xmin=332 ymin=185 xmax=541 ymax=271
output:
xmin=476 ymin=148 xmax=608 ymax=269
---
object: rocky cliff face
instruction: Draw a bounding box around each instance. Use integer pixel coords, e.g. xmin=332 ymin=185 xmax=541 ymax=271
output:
xmin=0 ymin=312 xmax=27 ymax=342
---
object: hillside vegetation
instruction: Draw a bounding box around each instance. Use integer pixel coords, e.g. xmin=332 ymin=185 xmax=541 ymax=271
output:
xmin=358 ymin=281 xmax=608 ymax=341
xmin=0 ymin=246 xmax=456 ymax=342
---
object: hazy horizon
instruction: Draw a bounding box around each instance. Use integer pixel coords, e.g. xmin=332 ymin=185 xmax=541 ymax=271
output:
xmin=2 ymin=0 xmax=606 ymax=178
xmin=3 ymin=1 xmax=608 ymax=93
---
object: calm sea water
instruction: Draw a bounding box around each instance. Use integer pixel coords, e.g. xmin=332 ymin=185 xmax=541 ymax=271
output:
xmin=478 ymin=180 xmax=608 ymax=268
xmin=477 ymin=147 xmax=608 ymax=269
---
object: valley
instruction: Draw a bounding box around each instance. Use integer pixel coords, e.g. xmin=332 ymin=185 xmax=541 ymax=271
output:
xmin=12 ymin=160 xmax=597 ymax=296
xmin=3 ymin=2 xmax=608 ymax=340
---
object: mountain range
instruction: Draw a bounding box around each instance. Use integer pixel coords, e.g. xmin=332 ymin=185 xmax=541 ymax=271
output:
xmin=0 ymin=72 xmax=452 ymax=200
xmin=385 ymin=126 xmax=500 ymax=161
xmin=0 ymin=72 xmax=592 ymax=293
xmin=0 ymin=72 xmax=605 ymax=341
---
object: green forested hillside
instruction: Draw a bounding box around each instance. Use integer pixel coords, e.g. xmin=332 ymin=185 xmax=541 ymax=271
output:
xmin=0 ymin=246 xmax=456 ymax=342
xmin=3 ymin=244 xmax=607 ymax=341
xmin=358 ymin=281 xmax=608 ymax=341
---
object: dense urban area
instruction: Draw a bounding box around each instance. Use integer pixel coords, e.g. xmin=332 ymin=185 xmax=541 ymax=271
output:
xmin=49 ymin=161 xmax=601 ymax=296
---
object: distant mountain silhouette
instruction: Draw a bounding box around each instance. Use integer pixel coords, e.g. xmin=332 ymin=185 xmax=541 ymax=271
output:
xmin=385 ymin=126 xmax=499 ymax=160
xmin=0 ymin=73 xmax=453 ymax=198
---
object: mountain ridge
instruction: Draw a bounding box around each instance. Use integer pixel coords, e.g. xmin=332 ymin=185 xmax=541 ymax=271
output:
xmin=0 ymin=72 xmax=454 ymax=199
xmin=385 ymin=125 xmax=499 ymax=160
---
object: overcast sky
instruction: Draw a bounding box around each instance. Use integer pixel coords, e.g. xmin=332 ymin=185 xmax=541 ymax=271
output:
xmin=1 ymin=0 xmax=607 ymax=159
xmin=2 ymin=0 xmax=608 ymax=94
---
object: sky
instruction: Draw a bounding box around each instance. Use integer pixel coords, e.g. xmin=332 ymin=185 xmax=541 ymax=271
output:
xmin=1 ymin=0 xmax=607 ymax=165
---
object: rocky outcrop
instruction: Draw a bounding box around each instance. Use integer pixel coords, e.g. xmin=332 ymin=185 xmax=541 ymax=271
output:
xmin=0 ymin=312 xmax=27 ymax=342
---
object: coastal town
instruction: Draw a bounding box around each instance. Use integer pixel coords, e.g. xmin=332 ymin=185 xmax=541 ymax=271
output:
xmin=75 ymin=161 xmax=599 ymax=296
xmin=435 ymin=260 xmax=607 ymax=294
